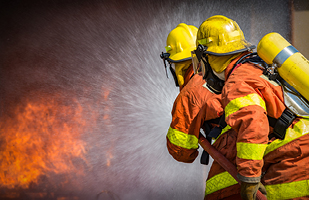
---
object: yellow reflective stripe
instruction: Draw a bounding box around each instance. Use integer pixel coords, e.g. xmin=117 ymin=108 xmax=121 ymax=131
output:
xmin=237 ymin=142 xmax=267 ymax=160
xmin=225 ymin=93 xmax=266 ymax=118
xmin=166 ymin=127 xmax=198 ymax=149
xmin=221 ymin=125 xmax=231 ymax=135
xmin=205 ymin=171 xmax=238 ymax=195
xmin=264 ymin=118 xmax=309 ymax=155
xmin=265 ymin=179 xmax=309 ymax=200
xmin=165 ymin=45 xmax=172 ymax=52
xmin=197 ymin=38 xmax=212 ymax=45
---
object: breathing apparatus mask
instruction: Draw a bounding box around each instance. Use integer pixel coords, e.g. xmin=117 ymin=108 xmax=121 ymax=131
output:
xmin=191 ymin=44 xmax=225 ymax=94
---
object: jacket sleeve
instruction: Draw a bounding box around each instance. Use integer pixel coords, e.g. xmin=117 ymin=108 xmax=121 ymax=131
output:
xmin=166 ymin=92 xmax=223 ymax=163
xmin=166 ymin=91 xmax=200 ymax=163
xmin=223 ymin=73 xmax=269 ymax=183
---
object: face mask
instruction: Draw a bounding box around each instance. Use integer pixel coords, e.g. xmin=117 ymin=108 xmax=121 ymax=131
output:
xmin=192 ymin=45 xmax=225 ymax=94
xmin=172 ymin=60 xmax=191 ymax=86
xmin=208 ymin=53 xmax=242 ymax=73
xmin=201 ymin=57 xmax=225 ymax=94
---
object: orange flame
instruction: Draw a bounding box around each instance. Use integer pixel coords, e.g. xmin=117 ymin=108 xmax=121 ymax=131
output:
xmin=101 ymin=87 xmax=115 ymax=167
xmin=0 ymin=96 xmax=89 ymax=189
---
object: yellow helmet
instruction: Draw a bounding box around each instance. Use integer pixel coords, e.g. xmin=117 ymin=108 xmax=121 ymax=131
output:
xmin=196 ymin=15 xmax=255 ymax=56
xmin=165 ymin=23 xmax=198 ymax=62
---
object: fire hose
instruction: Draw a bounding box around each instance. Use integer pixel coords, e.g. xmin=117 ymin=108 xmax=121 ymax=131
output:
xmin=198 ymin=135 xmax=267 ymax=200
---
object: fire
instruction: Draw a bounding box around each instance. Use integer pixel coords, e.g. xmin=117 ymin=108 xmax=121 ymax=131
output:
xmin=101 ymin=87 xmax=115 ymax=167
xmin=105 ymin=150 xmax=114 ymax=167
xmin=0 ymin=96 xmax=88 ymax=189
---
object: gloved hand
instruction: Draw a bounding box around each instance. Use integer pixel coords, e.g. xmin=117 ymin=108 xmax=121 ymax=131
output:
xmin=240 ymin=181 xmax=267 ymax=200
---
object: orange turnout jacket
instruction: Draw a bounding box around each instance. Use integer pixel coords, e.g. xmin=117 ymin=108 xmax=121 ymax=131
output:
xmin=221 ymin=52 xmax=309 ymax=200
xmin=166 ymin=72 xmax=223 ymax=163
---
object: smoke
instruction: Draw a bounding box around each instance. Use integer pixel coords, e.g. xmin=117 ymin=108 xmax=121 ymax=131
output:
xmin=0 ymin=0 xmax=290 ymax=199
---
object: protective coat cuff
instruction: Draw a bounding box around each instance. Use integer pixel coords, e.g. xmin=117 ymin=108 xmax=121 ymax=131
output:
xmin=237 ymin=173 xmax=261 ymax=183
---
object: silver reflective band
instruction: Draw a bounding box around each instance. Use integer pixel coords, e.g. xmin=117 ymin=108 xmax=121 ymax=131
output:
xmin=273 ymin=45 xmax=298 ymax=66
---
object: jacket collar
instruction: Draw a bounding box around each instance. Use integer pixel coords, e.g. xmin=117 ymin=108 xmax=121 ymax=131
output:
xmin=224 ymin=51 xmax=251 ymax=80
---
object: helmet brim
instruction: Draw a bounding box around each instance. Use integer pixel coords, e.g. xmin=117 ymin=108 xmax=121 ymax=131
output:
xmin=168 ymin=48 xmax=195 ymax=63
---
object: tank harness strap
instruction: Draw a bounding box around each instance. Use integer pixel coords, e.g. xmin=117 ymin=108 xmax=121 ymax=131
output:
xmin=267 ymin=108 xmax=296 ymax=140
xmin=227 ymin=52 xmax=259 ymax=78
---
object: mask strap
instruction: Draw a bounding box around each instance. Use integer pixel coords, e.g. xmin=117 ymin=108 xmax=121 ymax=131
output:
xmin=160 ymin=52 xmax=171 ymax=78
xmin=169 ymin=65 xmax=179 ymax=87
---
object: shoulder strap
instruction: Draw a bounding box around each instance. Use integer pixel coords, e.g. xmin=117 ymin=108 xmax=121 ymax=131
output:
xmin=268 ymin=108 xmax=296 ymax=139
xmin=227 ymin=52 xmax=260 ymax=78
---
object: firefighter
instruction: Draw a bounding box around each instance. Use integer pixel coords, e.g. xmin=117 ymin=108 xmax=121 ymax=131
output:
xmin=192 ymin=15 xmax=309 ymax=200
xmin=160 ymin=23 xmax=223 ymax=164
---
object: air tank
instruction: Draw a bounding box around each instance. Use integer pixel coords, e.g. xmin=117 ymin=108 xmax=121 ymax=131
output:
xmin=257 ymin=32 xmax=309 ymax=102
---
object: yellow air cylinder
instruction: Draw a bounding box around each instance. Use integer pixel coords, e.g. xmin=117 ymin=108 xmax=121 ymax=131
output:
xmin=257 ymin=32 xmax=309 ymax=101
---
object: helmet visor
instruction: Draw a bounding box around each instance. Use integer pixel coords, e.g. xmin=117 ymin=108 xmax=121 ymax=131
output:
xmin=191 ymin=50 xmax=206 ymax=76
xmin=191 ymin=51 xmax=200 ymax=74
xmin=200 ymin=57 xmax=207 ymax=78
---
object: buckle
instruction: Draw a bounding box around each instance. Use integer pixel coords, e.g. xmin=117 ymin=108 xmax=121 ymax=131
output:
xmin=160 ymin=52 xmax=170 ymax=78
xmin=273 ymin=108 xmax=296 ymax=139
